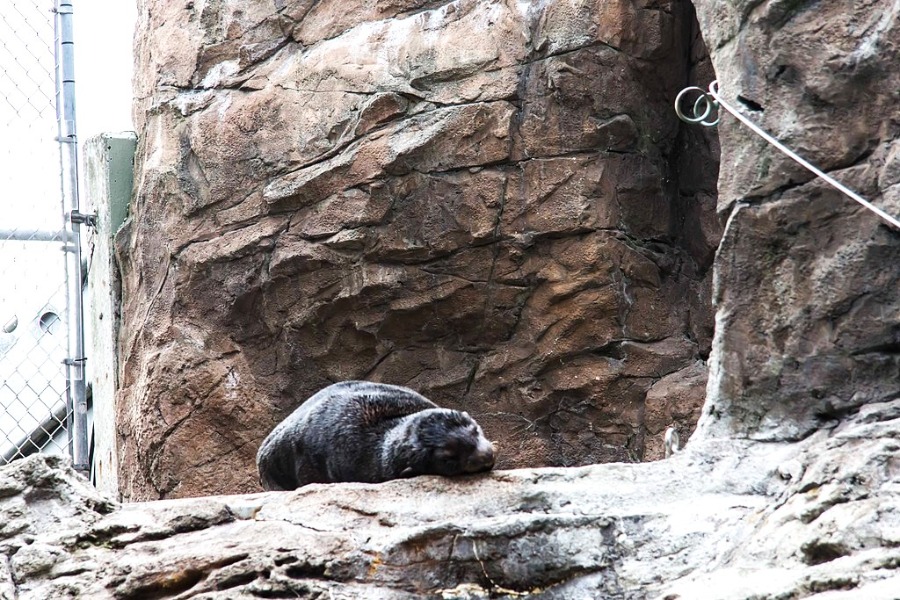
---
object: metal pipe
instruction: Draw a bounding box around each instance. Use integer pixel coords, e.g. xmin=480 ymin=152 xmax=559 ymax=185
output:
xmin=0 ymin=229 xmax=69 ymax=242
xmin=0 ymin=400 xmax=69 ymax=465
xmin=55 ymin=0 xmax=89 ymax=475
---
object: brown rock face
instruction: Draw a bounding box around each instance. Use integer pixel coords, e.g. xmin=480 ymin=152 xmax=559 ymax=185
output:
xmin=691 ymin=0 xmax=900 ymax=442
xmin=119 ymin=0 xmax=719 ymax=499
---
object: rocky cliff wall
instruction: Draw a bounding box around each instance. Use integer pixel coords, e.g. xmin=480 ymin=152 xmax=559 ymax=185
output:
xmin=118 ymin=0 xmax=719 ymax=499
xmin=693 ymin=0 xmax=900 ymax=441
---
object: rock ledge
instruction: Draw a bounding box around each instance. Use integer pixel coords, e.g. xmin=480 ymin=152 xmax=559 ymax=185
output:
xmin=3 ymin=399 xmax=899 ymax=599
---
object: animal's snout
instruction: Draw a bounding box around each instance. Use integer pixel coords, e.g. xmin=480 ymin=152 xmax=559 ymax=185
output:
xmin=465 ymin=438 xmax=496 ymax=473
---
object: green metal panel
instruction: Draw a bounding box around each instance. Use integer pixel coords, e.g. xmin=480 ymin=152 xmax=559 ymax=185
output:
xmin=102 ymin=133 xmax=137 ymax=234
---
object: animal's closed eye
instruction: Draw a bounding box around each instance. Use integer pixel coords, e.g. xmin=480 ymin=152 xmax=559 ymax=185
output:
xmin=434 ymin=445 xmax=460 ymax=464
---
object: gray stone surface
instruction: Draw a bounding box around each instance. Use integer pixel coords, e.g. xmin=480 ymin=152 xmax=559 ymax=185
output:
xmin=692 ymin=0 xmax=900 ymax=443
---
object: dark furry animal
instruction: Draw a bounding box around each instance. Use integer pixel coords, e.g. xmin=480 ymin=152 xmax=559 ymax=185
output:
xmin=256 ymin=381 xmax=496 ymax=490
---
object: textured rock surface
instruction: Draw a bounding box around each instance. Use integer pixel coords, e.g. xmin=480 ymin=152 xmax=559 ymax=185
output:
xmin=119 ymin=0 xmax=719 ymax=499
xmin=4 ymin=396 xmax=900 ymax=599
xmin=692 ymin=0 xmax=900 ymax=442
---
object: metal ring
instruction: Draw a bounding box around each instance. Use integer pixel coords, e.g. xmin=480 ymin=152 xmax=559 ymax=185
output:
xmin=674 ymin=86 xmax=709 ymax=123
xmin=698 ymin=98 xmax=719 ymax=127
xmin=675 ymin=85 xmax=719 ymax=126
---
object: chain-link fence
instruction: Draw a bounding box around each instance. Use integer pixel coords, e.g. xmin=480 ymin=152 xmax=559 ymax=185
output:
xmin=0 ymin=0 xmax=71 ymax=464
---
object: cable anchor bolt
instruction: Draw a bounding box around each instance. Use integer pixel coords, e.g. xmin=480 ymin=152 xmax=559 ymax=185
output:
xmin=69 ymin=210 xmax=98 ymax=229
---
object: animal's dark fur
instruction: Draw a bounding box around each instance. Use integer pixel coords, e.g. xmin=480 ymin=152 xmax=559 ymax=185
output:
xmin=256 ymin=381 xmax=495 ymax=490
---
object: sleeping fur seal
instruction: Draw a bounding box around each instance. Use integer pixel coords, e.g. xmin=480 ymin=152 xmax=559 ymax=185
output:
xmin=256 ymin=380 xmax=495 ymax=490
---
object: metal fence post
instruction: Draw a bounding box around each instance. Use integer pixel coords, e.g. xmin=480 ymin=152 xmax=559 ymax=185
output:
xmin=54 ymin=0 xmax=89 ymax=474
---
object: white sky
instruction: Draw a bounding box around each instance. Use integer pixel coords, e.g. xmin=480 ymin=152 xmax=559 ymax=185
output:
xmin=75 ymin=0 xmax=136 ymax=140
xmin=0 ymin=0 xmax=136 ymax=230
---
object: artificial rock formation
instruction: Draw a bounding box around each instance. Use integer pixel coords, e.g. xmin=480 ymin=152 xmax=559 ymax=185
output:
xmin=4 ymin=4 xmax=898 ymax=596
xmin=118 ymin=0 xmax=719 ymax=499
xmin=10 ymin=0 xmax=893 ymax=597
